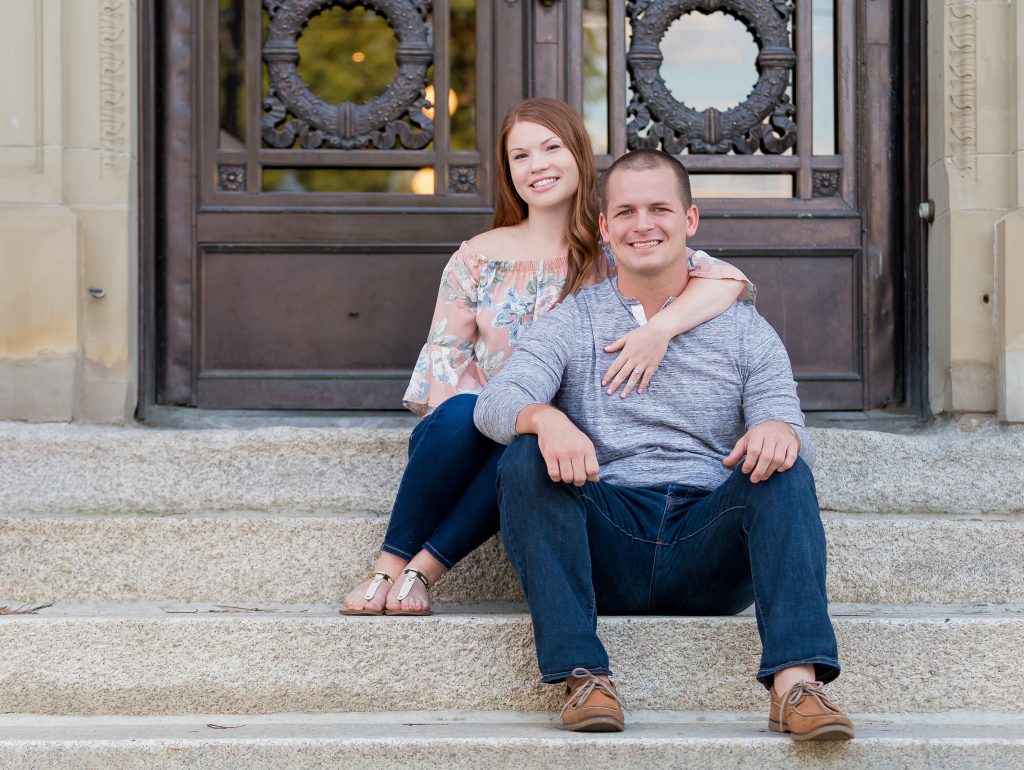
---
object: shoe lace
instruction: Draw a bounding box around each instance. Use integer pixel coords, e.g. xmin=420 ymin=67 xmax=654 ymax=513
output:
xmin=560 ymin=668 xmax=629 ymax=717
xmin=786 ymin=680 xmax=840 ymax=713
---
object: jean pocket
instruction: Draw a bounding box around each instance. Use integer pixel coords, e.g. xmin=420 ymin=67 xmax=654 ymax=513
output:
xmin=579 ymin=484 xmax=666 ymax=545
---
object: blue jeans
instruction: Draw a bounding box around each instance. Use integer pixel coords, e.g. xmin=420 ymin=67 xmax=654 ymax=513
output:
xmin=497 ymin=435 xmax=840 ymax=689
xmin=381 ymin=394 xmax=503 ymax=570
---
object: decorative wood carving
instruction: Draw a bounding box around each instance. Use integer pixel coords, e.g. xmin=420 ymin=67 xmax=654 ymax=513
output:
xmin=218 ymin=164 xmax=246 ymax=192
xmin=948 ymin=0 xmax=976 ymax=173
xmin=99 ymin=0 xmax=129 ymax=173
xmin=812 ymin=169 xmax=840 ymax=198
xmin=262 ymin=0 xmax=434 ymax=150
xmin=625 ymin=0 xmax=797 ymax=154
xmin=448 ymin=166 xmax=477 ymax=193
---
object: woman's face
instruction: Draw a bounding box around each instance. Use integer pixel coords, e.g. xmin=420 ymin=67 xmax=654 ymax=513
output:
xmin=506 ymin=120 xmax=580 ymax=213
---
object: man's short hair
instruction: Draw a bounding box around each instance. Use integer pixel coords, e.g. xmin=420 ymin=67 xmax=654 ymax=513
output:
xmin=600 ymin=149 xmax=693 ymax=212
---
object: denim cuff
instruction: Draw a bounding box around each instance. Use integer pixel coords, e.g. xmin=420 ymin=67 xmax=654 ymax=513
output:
xmin=421 ymin=541 xmax=455 ymax=571
xmin=541 ymin=666 xmax=614 ymax=684
xmin=379 ymin=542 xmax=414 ymax=561
xmin=756 ymin=656 xmax=840 ymax=689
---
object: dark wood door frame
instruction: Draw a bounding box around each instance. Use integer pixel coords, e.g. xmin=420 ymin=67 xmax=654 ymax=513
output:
xmin=137 ymin=0 xmax=930 ymax=420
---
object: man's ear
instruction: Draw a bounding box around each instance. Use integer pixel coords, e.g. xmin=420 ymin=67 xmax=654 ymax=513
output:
xmin=685 ymin=205 xmax=700 ymax=238
xmin=598 ymin=212 xmax=610 ymax=242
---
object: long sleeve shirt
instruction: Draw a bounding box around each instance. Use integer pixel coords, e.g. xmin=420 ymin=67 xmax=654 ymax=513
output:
xmin=402 ymin=242 xmax=754 ymax=415
xmin=473 ymin=277 xmax=814 ymax=491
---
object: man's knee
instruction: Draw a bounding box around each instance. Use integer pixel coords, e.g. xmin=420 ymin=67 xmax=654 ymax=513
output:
xmin=730 ymin=457 xmax=819 ymax=519
xmin=497 ymin=434 xmax=547 ymax=489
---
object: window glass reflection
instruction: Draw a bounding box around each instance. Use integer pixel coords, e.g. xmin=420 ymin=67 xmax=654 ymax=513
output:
xmin=219 ymin=0 xmax=245 ymax=149
xmin=583 ymin=0 xmax=609 ymax=154
xmin=660 ymin=12 xmax=758 ymax=111
xmin=690 ymin=174 xmax=793 ymax=199
xmin=294 ymin=5 xmax=398 ymax=105
xmin=449 ymin=0 xmax=476 ymax=151
xmin=812 ymin=0 xmax=836 ymax=154
xmin=263 ymin=168 xmax=416 ymax=194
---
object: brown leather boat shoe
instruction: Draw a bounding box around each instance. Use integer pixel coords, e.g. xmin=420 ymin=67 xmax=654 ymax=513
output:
xmin=769 ymin=680 xmax=854 ymax=740
xmin=560 ymin=667 xmax=626 ymax=732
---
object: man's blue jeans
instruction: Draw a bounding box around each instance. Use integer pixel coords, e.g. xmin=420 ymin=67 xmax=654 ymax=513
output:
xmin=381 ymin=394 xmax=503 ymax=570
xmin=497 ymin=435 xmax=840 ymax=689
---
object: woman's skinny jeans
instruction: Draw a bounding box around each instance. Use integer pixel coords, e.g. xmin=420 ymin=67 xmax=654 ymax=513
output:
xmin=381 ymin=393 xmax=504 ymax=570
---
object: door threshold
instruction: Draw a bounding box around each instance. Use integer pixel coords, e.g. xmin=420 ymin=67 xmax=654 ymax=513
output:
xmin=138 ymin=406 xmax=419 ymax=430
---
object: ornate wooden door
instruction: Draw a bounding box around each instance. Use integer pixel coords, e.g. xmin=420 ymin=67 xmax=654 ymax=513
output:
xmin=150 ymin=0 xmax=520 ymax=408
xmin=145 ymin=0 xmax=915 ymax=411
xmin=573 ymin=0 xmax=906 ymax=410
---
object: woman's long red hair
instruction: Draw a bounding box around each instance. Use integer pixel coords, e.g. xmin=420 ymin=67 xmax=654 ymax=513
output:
xmin=493 ymin=99 xmax=601 ymax=301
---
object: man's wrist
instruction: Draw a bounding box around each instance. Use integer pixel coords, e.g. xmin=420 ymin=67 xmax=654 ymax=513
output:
xmin=515 ymin=403 xmax=562 ymax=435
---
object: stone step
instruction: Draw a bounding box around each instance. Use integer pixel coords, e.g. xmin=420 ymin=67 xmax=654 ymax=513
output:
xmin=0 ymin=602 xmax=1020 ymax=716
xmin=2 ymin=422 xmax=1022 ymax=516
xmin=1 ymin=711 xmax=1022 ymax=769
xmin=2 ymin=512 xmax=1022 ymax=606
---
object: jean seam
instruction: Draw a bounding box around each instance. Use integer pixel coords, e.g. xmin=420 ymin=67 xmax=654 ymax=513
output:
xmin=380 ymin=542 xmax=415 ymax=561
xmin=740 ymin=511 xmax=769 ymax=641
xmin=580 ymin=489 xmax=663 ymax=545
xmin=648 ymin=494 xmax=672 ymax=612
xmin=568 ymin=487 xmax=600 ymax=624
xmin=421 ymin=541 xmax=454 ymax=571
xmin=667 ymin=504 xmax=745 ymax=546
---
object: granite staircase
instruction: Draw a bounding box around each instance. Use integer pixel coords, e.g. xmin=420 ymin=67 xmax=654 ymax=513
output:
xmin=1 ymin=419 xmax=1022 ymax=768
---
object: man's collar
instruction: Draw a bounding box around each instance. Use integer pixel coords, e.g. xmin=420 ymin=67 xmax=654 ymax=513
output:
xmin=609 ymin=275 xmax=679 ymax=314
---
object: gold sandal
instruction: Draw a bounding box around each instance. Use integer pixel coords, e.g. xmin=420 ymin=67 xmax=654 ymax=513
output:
xmin=386 ymin=568 xmax=432 ymax=616
xmin=340 ymin=571 xmax=393 ymax=616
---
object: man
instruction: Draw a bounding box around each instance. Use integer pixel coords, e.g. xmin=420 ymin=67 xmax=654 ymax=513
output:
xmin=473 ymin=149 xmax=853 ymax=740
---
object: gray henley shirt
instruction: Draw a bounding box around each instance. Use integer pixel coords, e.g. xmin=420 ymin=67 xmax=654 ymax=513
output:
xmin=473 ymin=276 xmax=814 ymax=490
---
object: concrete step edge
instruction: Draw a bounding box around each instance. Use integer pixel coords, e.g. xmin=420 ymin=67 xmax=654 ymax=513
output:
xmin=3 ymin=423 xmax=1023 ymax=515
xmin=1 ymin=599 xmax=1023 ymax=619
xmin=1 ymin=602 xmax=1022 ymax=715
xmin=0 ymin=711 xmax=1023 ymax=770
xmin=2 ymin=515 xmax=1022 ymax=606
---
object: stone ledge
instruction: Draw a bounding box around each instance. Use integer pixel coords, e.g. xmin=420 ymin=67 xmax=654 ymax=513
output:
xmin=0 ymin=605 xmax=1021 ymax=715
xmin=1 ymin=513 xmax=1022 ymax=606
xmin=2 ymin=422 xmax=1022 ymax=516
xmin=0 ymin=711 xmax=1022 ymax=770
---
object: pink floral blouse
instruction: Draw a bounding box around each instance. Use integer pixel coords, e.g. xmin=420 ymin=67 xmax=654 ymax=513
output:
xmin=402 ymin=241 xmax=755 ymax=415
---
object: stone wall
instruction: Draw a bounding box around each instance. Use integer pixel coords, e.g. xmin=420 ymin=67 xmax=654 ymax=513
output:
xmin=928 ymin=0 xmax=1024 ymax=419
xmin=0 ymin=0 xmax=135 ymax=422
xmin=0 ymin=1 xmax=1021 ymax=422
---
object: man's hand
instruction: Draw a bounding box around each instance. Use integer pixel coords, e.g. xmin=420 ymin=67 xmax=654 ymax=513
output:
xmin=516 ymin=404 xmax=600 ymax=486
xmin=723 ymin=420 xmax=800 ymax=484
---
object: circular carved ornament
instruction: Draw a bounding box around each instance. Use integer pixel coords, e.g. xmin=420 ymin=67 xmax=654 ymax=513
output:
xmin=626 ymin=0 xmax=797 ymax=154
xmin=262 ymin=0 xmax=433 ymax=150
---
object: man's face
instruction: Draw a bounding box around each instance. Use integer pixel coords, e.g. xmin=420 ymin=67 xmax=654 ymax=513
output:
xmin=598 ymin=166 xmax=699 ymax=280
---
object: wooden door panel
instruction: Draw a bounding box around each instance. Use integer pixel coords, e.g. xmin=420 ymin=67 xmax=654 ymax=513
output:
xmin=199 ymin=250 xmax=446 ymax=371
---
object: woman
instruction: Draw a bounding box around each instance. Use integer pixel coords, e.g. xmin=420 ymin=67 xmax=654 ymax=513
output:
xmin=343 ymin=98 xmax=752 ymax=615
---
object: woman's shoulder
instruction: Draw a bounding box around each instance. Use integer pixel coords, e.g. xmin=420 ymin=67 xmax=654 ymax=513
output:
xmin=465 ymin=226 xmax=524 ymax=262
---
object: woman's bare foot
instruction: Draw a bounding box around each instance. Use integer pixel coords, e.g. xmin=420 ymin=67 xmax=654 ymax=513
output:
xmin=342 ymin=552 xmax=409 ymax=613
xmin=386 ymin=550 xmax=447 ymax=614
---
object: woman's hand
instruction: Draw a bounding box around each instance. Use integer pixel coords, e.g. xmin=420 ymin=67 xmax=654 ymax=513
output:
xmin=602 ymin=320 xmax=673 ymax=398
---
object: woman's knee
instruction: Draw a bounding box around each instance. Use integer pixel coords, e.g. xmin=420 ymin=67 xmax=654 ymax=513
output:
xmin=430 ymin=393 xmax=478 ymax=423
xmin=423 ymin=394 xmax=481 ymax=440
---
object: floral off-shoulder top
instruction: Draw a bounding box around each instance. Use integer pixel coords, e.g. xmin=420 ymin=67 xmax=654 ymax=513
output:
xmin=402 ymin=241 xmax=755 ymax=415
